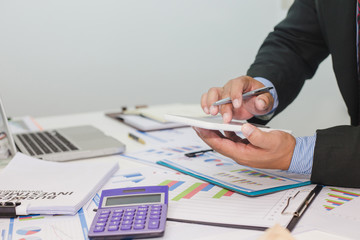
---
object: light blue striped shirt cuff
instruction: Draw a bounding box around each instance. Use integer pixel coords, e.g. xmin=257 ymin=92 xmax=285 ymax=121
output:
xmin=288 ymin=134 xmax=316 ymax=174
xmin=253 ymin=77 xmax=279 ymax=111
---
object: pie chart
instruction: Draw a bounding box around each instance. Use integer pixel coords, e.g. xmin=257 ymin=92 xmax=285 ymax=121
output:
xmin=16 ymin=226 xmax=41 ymax=235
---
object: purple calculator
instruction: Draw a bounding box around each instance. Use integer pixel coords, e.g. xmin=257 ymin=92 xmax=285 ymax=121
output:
xmin=88 ymin=186 xmax=168 ymax=240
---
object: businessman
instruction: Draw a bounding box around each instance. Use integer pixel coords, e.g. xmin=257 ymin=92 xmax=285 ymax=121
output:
xmin=197 ymin=0 xmax=360 ymax=188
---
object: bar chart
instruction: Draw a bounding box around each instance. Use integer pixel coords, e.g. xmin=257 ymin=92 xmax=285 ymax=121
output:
xmin=323 ymin=188 xmax=360 ymax=211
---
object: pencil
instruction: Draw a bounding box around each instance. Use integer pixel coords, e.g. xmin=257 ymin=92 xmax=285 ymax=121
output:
xmin=128 ymin=133 xmax=146 ymax=144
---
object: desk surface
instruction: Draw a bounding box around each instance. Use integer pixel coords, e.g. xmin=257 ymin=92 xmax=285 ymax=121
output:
xmin=5 ymin=111 xmax=358 ymax=240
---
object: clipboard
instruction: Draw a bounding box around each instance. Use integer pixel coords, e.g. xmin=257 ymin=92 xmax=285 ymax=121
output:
xmin=165 ymin=185 xmax=323 ymax=231
xmin=105 ymin=112 xmax=188 ymax=132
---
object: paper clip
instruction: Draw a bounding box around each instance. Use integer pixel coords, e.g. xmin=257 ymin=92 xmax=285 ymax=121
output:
xmin=281 ymin=191 xmax=300 ymax=215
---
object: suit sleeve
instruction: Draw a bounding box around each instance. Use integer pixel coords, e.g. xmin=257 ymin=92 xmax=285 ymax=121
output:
xmin=246 ymin=0 xmax=329 ymax=118
xmin=311 ymin=126 xmax=360 ymax=187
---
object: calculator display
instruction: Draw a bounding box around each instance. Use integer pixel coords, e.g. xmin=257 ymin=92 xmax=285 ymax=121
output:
xmin=104 ymin=193 xmax=162 ymax=207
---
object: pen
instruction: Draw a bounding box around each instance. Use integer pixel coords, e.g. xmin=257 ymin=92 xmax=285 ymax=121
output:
xmin=185 ymin=149 xmax=214 ymax=157
xmin=212 ymin=86 xmax=273 ymax=106
xmin=128 ymin=133 xmax=146 ymax=144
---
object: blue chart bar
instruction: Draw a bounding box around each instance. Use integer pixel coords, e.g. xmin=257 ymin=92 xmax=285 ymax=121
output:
xmin=170 ymin=181 xmax=185 ymax=191
xmin=202 ymin=184 xmax=215 ymax=192
xmin=123 ymin=173 xmax=142 ymax=178
xmin=78 ymin=208 xmax=88 ymax=240
xmin=92 ymin=193 xmax=100 ymax=207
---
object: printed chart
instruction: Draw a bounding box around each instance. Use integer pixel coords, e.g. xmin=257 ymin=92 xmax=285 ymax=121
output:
xmin=323 ymin=187 xmax=360 ymax=211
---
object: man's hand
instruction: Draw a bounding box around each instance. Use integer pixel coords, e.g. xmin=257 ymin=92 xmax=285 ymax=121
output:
xmin=201 ymin=76 xmax=274 ymax=123
xmin=194 ymin=123 xmax=295 ymax=170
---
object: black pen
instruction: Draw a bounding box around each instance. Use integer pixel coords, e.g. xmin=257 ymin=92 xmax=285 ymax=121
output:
xmin=185 ymin=149 xmax=213 ymax=157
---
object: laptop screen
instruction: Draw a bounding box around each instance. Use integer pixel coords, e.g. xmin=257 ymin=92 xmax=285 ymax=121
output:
xmin=0 ymin=99 xmax=17 ymax=160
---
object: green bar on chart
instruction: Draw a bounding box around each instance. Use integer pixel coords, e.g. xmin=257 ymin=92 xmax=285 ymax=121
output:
xmin=172 ymin=183 xmax=202 ymax=201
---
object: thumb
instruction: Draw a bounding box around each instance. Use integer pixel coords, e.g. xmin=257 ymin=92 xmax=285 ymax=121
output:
xmin=241 ymin=123 xmax=271 ymax=149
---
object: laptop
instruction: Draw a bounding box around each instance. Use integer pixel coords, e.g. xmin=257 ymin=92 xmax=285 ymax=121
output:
xmin=0 ymin=98 xmax=126 ymax=162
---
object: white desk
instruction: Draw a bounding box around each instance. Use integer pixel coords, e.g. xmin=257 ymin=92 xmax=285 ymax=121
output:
xmin=6 ymin=111 xmax=357 ymax=240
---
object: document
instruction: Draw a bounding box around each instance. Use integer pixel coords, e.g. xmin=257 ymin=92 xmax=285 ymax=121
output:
xmin=0 ymin=153 xmax=118 ymax=215
xmin=89 ymin=166 xmax=318 ymax=230
xmin=157 ymin=151 xmax=310 ymax=196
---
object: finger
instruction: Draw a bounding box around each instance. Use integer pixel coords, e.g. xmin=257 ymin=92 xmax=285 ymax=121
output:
xmin=201 ymin=93 xmax=210 ymax=114
xmin=206 ymin=87 xmax=222 ymax=116
xmin=241 ymin=123 xmax=274 ymax=150
xmin=219 ymin=104 xmax=233 ymax=123
xmin=254 ymin=93 xmax=274 ymax=115
xmin=227 ymin=78 xmax=248 ymax=109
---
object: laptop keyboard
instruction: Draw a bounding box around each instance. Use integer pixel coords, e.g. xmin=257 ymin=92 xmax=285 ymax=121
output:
xmin=16 ymin=131 xmax=79 ymax=156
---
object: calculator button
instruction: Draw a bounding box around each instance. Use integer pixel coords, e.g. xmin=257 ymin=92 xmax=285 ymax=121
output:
xmin=107 ymin=225 xmax=119 ymax=231
xmin=111 ymin=216 xmax=121 ymax=221
xmin=134 ymin=219 xmax=145 ymax=224
xmin=99 ymin=213 xmax=110 ymax=218
xmin=135 ymin=215 xmax=146 ymax=220
xmin=125 ymin=208 xmax=136 ymax=212
xmin=93 ymin=226 xmax=105 ymax=232
xmin=124 ymin=212 xmax=135 ymax=217
xmin=109 ymin=221 xmax=120 ymax=226
xmin=123 ymin=215 xmax=134 ymax=220
xmin=99 ymin=210 xmax=111 ymax=214
xmin=150 ymin=211 xmax=161 ymax=215
xmin=148 ymin=220 xmax=160 ymax=229
xmin=136 ymin=211 xmax=147 ymax=216
xmin=114 ymin=209 xmax=124 ymax=213
xmin=151 ymin=207 xmax=161 ymax=211
xmin=97 ymin=217 xmax=108 ymax=223
xmin=122 ymin=220 xmax=133 ymax=225
xmin=133 ymin=224 xmax=145 ymax=230
xmin=149 ymin=215 xmax=161 ymax=219
xmin=120 ymin=224 xmax=132 ymax=230
xmin=138 ymin=207 xmax=148 ymax=211
xmin=151 ymin=204 xmax=161 ymax=208
xmin=112 ymin=212 xmax=123 ymax=217
xmin=95 ymin=222 xmax=106 ymax=227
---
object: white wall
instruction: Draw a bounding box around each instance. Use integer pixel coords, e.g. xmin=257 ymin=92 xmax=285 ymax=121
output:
xmin=0 ymin=0 xmax=349 ymax=136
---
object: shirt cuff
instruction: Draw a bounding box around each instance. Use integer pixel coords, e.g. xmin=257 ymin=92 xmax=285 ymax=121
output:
xmin=253 ymin=77 xmax=279 ymax=120
xmin=253 ymin=77 xmax=279 ymax=111
xmin=288 ymin=134 xmax=316 ymax=174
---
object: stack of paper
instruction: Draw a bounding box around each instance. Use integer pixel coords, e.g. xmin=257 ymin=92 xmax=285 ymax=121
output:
xmin=0 ymin=153 xmax=118 ymax=215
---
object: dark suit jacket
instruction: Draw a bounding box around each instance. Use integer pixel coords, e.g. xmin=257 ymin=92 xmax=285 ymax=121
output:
xmin=247 ymin=0 xmax=360 ymax=187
